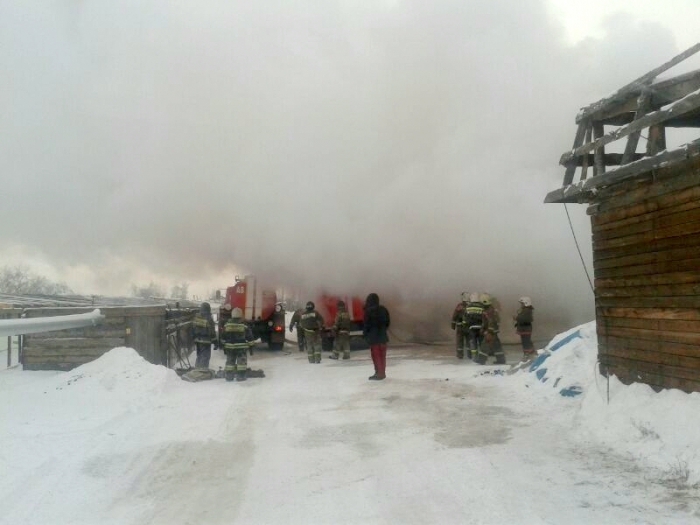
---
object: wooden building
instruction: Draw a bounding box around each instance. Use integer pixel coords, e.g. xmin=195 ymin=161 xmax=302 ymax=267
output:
xmin=545 ymin=44 xmax=700 ymax=393
xmin=0 ymin=296 xmax=197 ymax=371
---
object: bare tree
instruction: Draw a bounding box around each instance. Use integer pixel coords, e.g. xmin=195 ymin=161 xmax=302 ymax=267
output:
xmin=0 ymin=265 xmax=73 ymax=295
xmin=170 ymin=282 xmax=189 ymax=300
xmin=131 ymin=281 xmax=166 ymax=299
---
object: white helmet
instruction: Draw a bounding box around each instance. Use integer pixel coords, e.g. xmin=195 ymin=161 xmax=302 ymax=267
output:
xmin=519 ymin=296 xmax=532 ymax=307
xmin=461 ymin=291 xmax=470 ymax=302
xmin=469 ymin=292 xmax=480 ymax=303
xmin=231 ymin=307 xmax=243 ymax=318
xmin=480 ymin=293 xmax=491 ymax=306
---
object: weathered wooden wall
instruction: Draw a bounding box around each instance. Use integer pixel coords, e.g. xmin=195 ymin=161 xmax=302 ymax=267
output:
xmin=22 ymin=306 xmax=168 ymax=371
xmin=590 ymin=156 xmax=700 ymax=393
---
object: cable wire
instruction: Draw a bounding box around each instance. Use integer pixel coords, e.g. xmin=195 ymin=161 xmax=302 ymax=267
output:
xmin=564 ymin=203 xmax=595 ymax=294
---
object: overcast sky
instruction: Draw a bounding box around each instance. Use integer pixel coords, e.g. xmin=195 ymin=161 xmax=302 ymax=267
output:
xmin=1 ymin=1 xmax=699 ymax=329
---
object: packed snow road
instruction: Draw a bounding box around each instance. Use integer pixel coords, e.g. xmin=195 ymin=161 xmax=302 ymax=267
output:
xmin=1 ymin=342 xmax=698 ymax=525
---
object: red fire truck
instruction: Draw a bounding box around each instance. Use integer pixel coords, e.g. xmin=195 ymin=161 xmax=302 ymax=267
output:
xmin=219 ymin=275 xmax=286 ymax=350
xmin=315 ymin=293 xmax=366 ymax=351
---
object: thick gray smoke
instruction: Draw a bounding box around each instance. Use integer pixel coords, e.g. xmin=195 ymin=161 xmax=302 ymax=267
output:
xmin=0 ymin=1 xmax=683 ymax=339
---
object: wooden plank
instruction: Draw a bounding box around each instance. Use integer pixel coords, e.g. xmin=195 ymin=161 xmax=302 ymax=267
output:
xmin=580 ymin=125 xmax=592 ymax=180
xmin=572 ymin=153 xmax=644 ymax=167
xmin=598 ymin=307 xmax=700 ymax=321
xmin=595 ymin=295 xmax=700 ymax=309
xmin=547 ymin=139 xmax=700 ymax=204
xmin=593 ymin=257 xmax=700 ymax=280
xmin=595 ymin=282 xmax=700 ymax=298
xmin=620 ymin=90 xmax=652 ymax=165
xmin=562 ymin=90 xmax=700 ymax=165
xmin=577 ymin=43 xmax=700 ymax=123
xmin=597 ymin=315 xmax=700 ymax=333
xmin=646 ymin=124 xmax=666 ymax=156
xmin=591 ymin=187 xmax=700 ymax=230
xmin=600 ymin=363 xmax=700 ymax=393
xmin=22 ymin=354 xmax=107 ymax=365
xmin=598 ymin=354 xmax=700 ymax=384
xmin=596 ymin=272 xmax=700 ymax=289
xmin=593 ymin=122 xmax=605 ymax=177
xmin=599 ymin=335 xmax=700 ymax=357
xmin=596 ymin=324 xmax=700 ymax=344
xmin=563 ymin=122 xmax=587 ymax=185
xmin=23 ymin=362 xmax=78 ymax=372
xmin=588 ymin=159 xmax=700 ymax=215
xmin=23 ymin=337 xmax=125 ymax=350
xmin=592 ymin=206 xmax=700 ymax=242
xmin=594 ymin=232 xmax=700 ymax=262
xmin=592 ymin=221 xmax=700 ymax=251
xmin=593 ymin=246 xmax=700 ymax=271
xmin=601 ymin=344 xmax=700 ymax=368
xmin=22 ymin=347 xmax=115 ymax=358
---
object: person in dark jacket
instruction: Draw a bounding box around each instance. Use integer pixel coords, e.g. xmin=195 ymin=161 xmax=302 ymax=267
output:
xmin=363 ymin=293 xmax=391 ymax=380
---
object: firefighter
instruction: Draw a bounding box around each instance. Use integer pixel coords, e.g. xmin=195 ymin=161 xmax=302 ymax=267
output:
xmin=514 ymin=296 xmax=535 ymax=360
xmin=329 ymin=300 xmax=352 ymax=360
xmin=191 ymin=302 xmax=216 ymax=369
xmin=221 ymin=307 xmax=255 ymax=381
xmin=475 ymin=294 xmax=506 ymax=365
xmin=289 ymin=307 xmax=306 ymax=352
xmin=300 ymin=301 xmax=324 ymax=364
xmin=450 ymin=292 xmax=470 ymax=359
xmin=464 ymin=292 xmax=485 ymax=360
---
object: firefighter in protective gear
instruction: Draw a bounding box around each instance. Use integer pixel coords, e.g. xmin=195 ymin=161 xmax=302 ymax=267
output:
xmin=191 ymin=302 xmax=216 ymax=369
xmin=289 ymin=308 xmax=306 ymax=352
xmin=450 ymin=292 xmax=470 ymax=359
xmin=475 ymin=294 xmax=506 ymax=365
xmin=300 ymin=301 xmax=324 ymax=364
xmin=221 ymin=307 xmax=255 ymax=381
xmin=514 ymin=296 xmax=535 ymax=360
xmin=464 ymin=292 xmax=485 ymax=360
xmin=330 ymin=300 xmax=352 ymax=360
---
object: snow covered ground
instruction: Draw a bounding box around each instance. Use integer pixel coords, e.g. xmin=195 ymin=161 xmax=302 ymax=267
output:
xmin=1 ymin=322 xmax=700 ymax=524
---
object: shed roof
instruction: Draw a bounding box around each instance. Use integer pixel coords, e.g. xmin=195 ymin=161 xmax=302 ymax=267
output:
xmin=545 ymin=43 xmax=700 ymax=204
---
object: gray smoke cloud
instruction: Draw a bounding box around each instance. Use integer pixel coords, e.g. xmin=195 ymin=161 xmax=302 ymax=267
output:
xmin=0 ymin=1 xmax=685 ymax=339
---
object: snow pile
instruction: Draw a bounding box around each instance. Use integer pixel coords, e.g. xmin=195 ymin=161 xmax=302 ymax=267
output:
xmin=513 ymin=321 xmax=700 ymax=486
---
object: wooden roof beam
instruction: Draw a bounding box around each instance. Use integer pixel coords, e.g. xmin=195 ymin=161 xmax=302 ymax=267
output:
xmin=576 ymin=43 xmax=700 ymax=124
xmin=560 ymin=88 xmax=700 ymax=166
xmin=546 ymin=137 xmax=700 ymax=203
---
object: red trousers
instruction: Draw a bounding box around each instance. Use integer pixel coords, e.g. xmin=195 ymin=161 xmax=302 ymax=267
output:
xmin=370 ymin=344 xmax=387 ymax=378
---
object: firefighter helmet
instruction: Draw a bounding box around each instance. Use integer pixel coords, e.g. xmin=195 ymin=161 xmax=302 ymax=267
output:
xmin=231 ymin=307 xmax=243 ymax=319
xmin=461 ymin=291 xmax=469 ymax=302
xmin=306 ymin=301 xmax=315 ymax=311
xmin=519 ymin=296 xmax=532 ymax=307
xmin=337 ymin=300 xmax=346 ymax=309
xmin=469 ymin=292 xmax=480 ymax=303
xmin=481 ymin=293 xmax=491 ymax=306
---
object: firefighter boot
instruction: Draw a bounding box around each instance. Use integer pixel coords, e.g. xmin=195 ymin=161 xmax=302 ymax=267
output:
xmin=224 ymin=366 xmax=236 ymax=382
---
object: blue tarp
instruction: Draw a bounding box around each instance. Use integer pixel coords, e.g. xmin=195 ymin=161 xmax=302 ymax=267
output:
xmin=528 ymin=329 xmax=584 ymax=397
